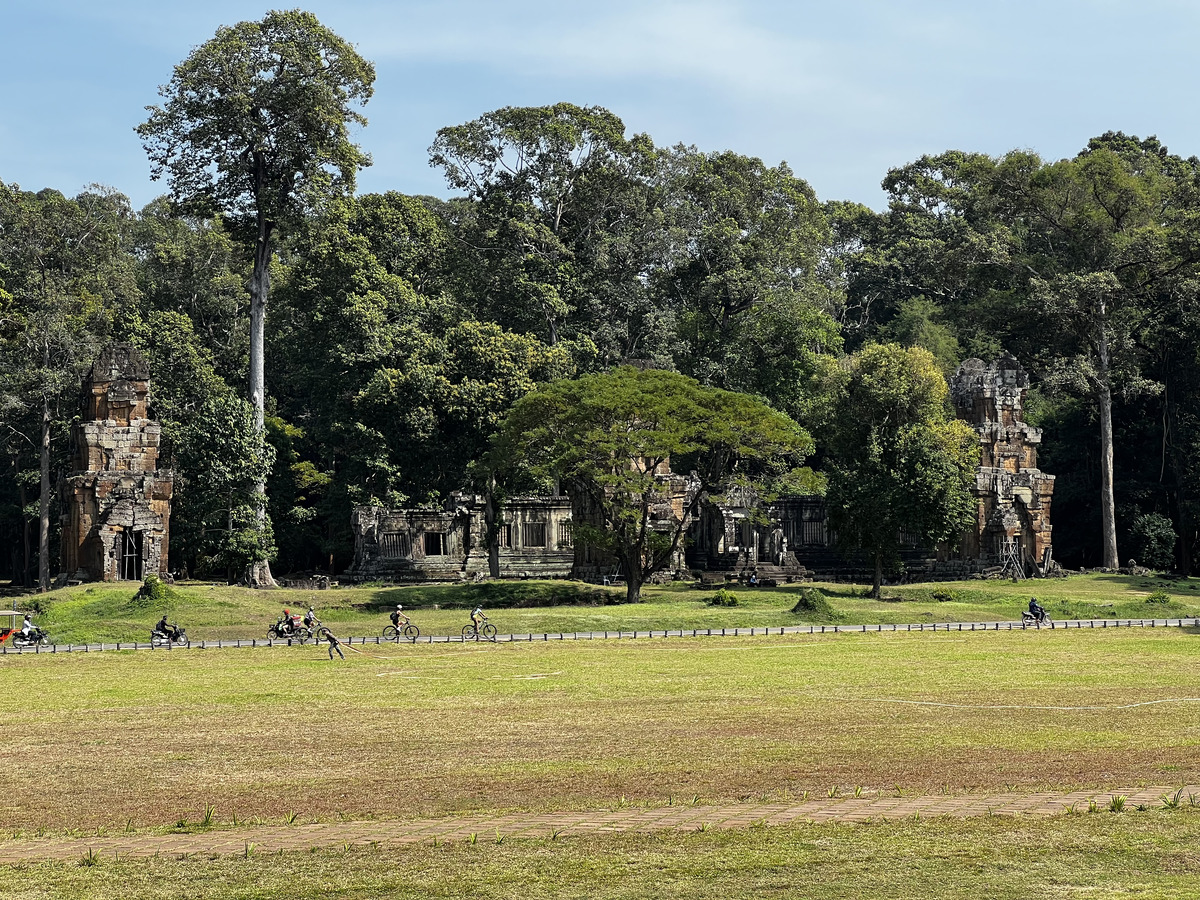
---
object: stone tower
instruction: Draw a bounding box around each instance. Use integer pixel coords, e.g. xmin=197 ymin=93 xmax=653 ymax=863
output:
xmin=61 ymin=345 xmax=173 ymax=582
xmin=950 ymin=352 xmax=1055 ymax=573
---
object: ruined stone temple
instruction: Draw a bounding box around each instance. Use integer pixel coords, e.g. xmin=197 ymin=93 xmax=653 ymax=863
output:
xmin=60 ymin=345 xmax=173 ymax=582
xmin=346 ymin=352 xmax=1057 ymax=583
xmin=950 ymin=353 xmax=1055 ymax=574
xmin=346 ymin=466 xmax=699 ymax=584
xmin=347 ymin=494 xmax=576 ymax=582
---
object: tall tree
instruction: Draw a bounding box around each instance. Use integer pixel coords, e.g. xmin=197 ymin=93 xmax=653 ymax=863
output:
xmin=137 ymin=9 xmax=374 ymax=585
xmin=487 ymin=367 xmax=813 ymax=602
xmin=0 ymin=184 xmax=133 ymax=590
xmin=430 ymin=103 xmax=667 ymax=360
xmin=659 ymin=148 xmax=842 ymax=418
xmin=856 ymin=136 xmax=1200 ymax=568
xmin=822 ymin=344 xmax=978 ymax=597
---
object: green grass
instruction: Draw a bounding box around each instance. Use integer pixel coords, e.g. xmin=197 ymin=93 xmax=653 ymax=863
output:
xmin=4 ymin=811 xmax=1199 ymax=899
xmin=10 ymin=573 xmax=1200 ymax=644
xmin=1 ymin=629 xmax=1197 ymax=834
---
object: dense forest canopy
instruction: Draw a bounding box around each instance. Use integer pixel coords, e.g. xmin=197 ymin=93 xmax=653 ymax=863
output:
xmin=2 ymin=15 xmax=1198 ymax=585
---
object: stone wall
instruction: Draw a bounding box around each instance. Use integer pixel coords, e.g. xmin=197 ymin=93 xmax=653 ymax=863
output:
xmin=346 ymin=494 xmax=574 ymax=582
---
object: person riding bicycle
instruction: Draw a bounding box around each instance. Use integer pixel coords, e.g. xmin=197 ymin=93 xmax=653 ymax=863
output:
xmin=303 ymin=606 xmax=318 ymax=630
xmin=390 ymin=604 xmax=410 ymax=628
xmin=1028 ymin=597 xmax=1047 ymax=622
xmin=470 ymin=605 xmax=487 ymax=633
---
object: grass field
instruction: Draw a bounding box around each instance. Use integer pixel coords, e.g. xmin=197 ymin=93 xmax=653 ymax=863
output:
xmin=11 ymin=572 xmax=1200 ymax=645
xmin=1 ymin=628 xmax=1197 ymax=835
xmin=5 ymin=576 xmax=1199 ymax=897
xmin=6 ymin=811 xmax=1200 ymax=899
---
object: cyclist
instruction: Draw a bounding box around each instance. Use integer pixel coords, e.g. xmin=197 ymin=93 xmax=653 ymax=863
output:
xmin=390 ymin=604 xmax=410 ymax=629
xmin=469 ymin=605 xmax=487 ymax=635
xmin=303 ymin=606 xmax=319 ymax=630
xmin=1028 ymin=597 xmax=1047 ymax=623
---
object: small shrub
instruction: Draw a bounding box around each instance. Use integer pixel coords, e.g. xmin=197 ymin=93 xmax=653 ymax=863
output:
xmin=130 ymin=575 xmax=175 ymax=610
xmin=931 ymin=589 xmax=959 ymax=603
xmin=708 ymin=588 xmax=739 ymax=607
xmin=1146 ymin=589 xmax=1171 ymax=605
xmin=791 ymin=588 xmax=835 ymax=618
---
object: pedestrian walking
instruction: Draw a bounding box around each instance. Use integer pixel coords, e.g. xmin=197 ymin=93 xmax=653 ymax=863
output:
xmin=326 ymin=630 xmax=345 ymax=660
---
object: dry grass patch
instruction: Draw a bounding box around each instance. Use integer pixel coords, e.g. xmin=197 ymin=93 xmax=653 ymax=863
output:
xmin=3 ymin=810 xmax=1199 ymax=899
xmin=0 ymin=629 xmax=1197 ymax=833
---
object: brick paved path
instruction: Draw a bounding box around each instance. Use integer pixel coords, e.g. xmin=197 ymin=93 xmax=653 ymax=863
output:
xmin=2 ymin=785 xmax=1195 ymax=863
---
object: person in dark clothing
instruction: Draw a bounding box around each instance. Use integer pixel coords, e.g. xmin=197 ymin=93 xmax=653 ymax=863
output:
xmin=155 ymin=614 xmax=178 ymax=640
xmin=1028 ymin=597 xmax=1047 ymax=622
xmin=326 ymin=631 xmax=345 ymax=660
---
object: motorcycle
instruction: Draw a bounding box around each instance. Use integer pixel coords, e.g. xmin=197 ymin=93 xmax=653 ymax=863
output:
xmin=11 ymin=627 xmax=48 ymax=648
xmin=1021 ymin=610 xmax=1052 ymax=626
xmin=267 ymin=618 xmax=311 ymax=643
xmin=150 ymin=625 xmax=188 ymax=647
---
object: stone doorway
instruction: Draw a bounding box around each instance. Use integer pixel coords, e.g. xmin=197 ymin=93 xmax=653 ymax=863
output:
xmin=118 ymin=530 xmax=143 ymax=581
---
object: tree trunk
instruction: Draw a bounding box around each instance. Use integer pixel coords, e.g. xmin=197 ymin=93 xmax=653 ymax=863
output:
xmin=625 ymin=570 xmax=642 ymax=604
xmin=247 ymin=210 xmax=276 ymax=588
xmin=19 ymin=473 xmax=31 ymax=588
xmin=871 ymin=550 xmax=883 ymax=599
xmin=1096 ymin=320 xmax=1119 ymax=568
xmin=38 ymin=394 xmax=51 ymax=592
xmin=484 ymin=483 xmax=500 ymax=579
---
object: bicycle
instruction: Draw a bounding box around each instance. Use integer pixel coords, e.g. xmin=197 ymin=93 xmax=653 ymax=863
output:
xmin=461 ymin=621 xmax=497 ymax=642
xmin=382 ymin=623 xmax=420 ymax=642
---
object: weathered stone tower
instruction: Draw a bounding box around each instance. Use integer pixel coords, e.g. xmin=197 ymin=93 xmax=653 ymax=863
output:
xmin=950 ymin=353 xmax=1055 ymax=573
xmin=61 ymin=345 xmax=173 ymax=582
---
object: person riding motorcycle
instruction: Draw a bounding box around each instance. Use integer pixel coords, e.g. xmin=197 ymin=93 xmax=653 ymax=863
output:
xmin=155 ymin=614 xmax=179 ymax=641
xmin=390 ymin=604 xmax=410 ymax=628
xmin=278 ymin=609 xmax=295 ymax=635
xmin=1028 ymin=597 xmax=1047 ymax=622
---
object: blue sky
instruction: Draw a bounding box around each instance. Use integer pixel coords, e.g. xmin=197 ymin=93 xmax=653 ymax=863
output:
xmin=2 ymin=0 xmax=1197 ymax=210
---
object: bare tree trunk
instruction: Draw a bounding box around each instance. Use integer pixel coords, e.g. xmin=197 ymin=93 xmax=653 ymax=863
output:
xmin=871 ymin=550 xmax=883 ymax=599
xmin=484 ymin=483 xmax=500 ymax=579
xmin=247 ymin=211 xmax=276 ymax=588
xmin=19 ymin=463 xmax=31 ymax=587
xmin=1096 ymin=318 xmax=1119 ymax=569
xmin=38 ymin=394 xmax=51 ymax=592
xmin=1098 ymin=383 xmax=1119 ymax=568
